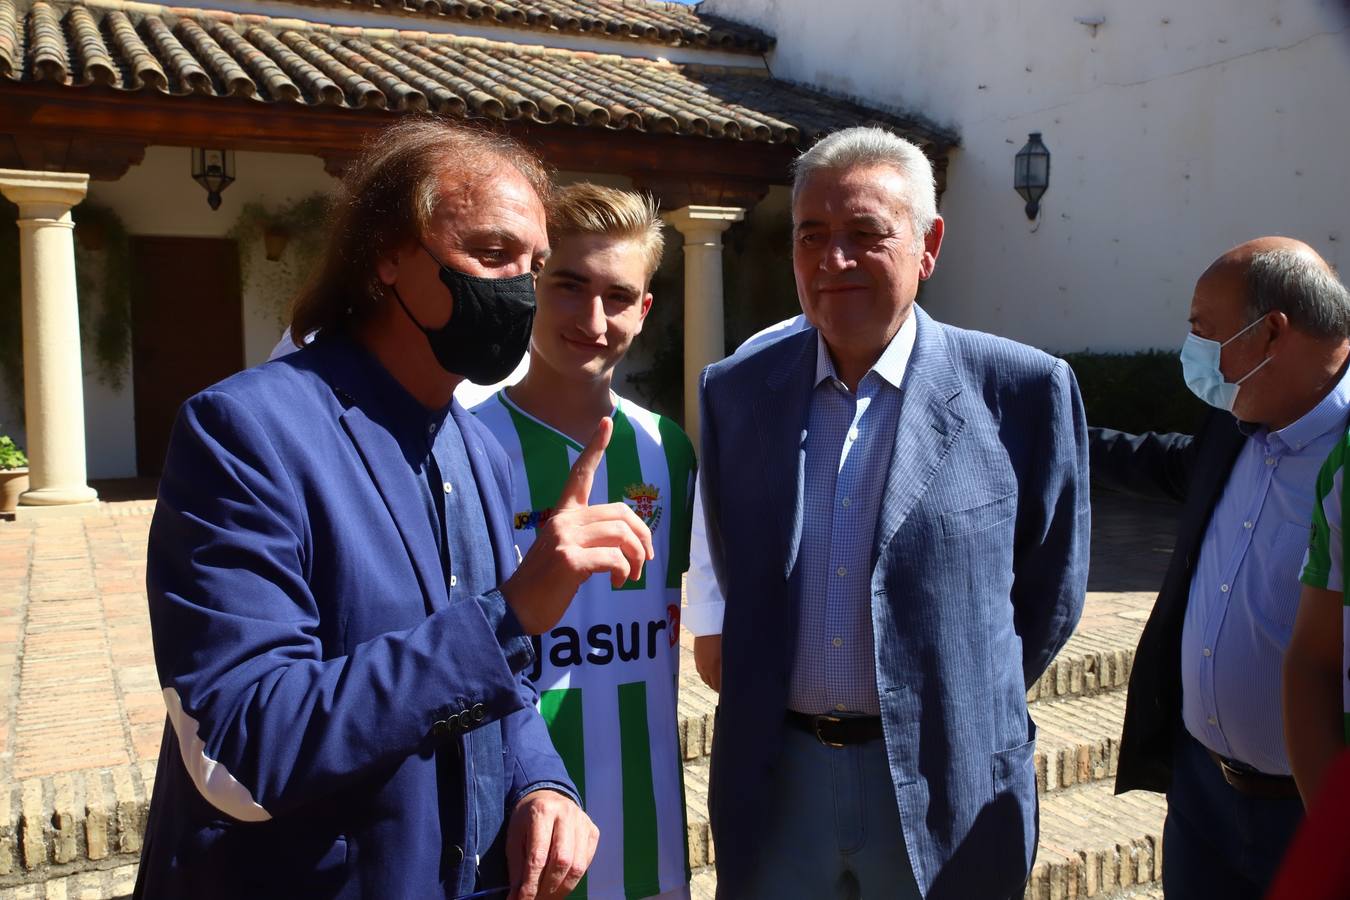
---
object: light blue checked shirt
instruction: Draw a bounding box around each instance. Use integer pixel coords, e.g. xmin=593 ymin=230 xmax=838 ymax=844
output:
xmin=788 ymin=315 xmax=916 ymax=717
xmin=1181 ymin=365 xmax=1350 ymax=773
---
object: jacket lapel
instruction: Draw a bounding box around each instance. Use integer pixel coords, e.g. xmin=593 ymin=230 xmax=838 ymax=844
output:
xmin=874 ymin=307 xmax=967 ymax=558
xmin=340 ymin=403 xmax=449 ymax=616
xmin=751 ymin=330 xmax=818 ymax=580
xmin=451 ymin=402 xmax=518 ymax=586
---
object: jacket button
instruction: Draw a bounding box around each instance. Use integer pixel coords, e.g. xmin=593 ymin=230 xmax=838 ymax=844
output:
xmin=472 ymin=704 xmax=485 ymax=722
xmin=448 ymin=844 xmax=464 ymax=864
xmin=432 ymin=719 xmax=451 ymax=737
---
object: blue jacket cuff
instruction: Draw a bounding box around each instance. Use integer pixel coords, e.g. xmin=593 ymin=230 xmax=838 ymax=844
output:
xmin=511 ymin=781 xmax=581 ymax=810
xmin=478 ymin=589 xmax=534 ymax=674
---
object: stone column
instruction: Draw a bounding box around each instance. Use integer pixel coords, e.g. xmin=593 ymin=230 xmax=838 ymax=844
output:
xmin=0 ymin=169 xmax=98 ymax=508
xmin=662 ymin=205 xmax=745 ymax=447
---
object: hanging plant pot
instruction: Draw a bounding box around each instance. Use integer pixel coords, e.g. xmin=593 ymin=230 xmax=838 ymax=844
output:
xmin=0 ymin=468 xmax=28 ymax=514
xmin=262 ymin=225 xmax=290 ymax=261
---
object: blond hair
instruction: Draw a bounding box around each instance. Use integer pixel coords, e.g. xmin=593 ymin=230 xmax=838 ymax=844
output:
xmin=547 ymin=183 xmax=666 ymax=281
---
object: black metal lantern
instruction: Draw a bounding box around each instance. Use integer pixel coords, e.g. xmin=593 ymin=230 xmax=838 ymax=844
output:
xmin=1014 ymin=132 xmax=1050 ymax=220
xmin=192 ymin=148 xmax=235 ymax=211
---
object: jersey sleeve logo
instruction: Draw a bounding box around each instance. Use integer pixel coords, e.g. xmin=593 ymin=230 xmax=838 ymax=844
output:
xmin=514 ymin=507 xmax=557 ymax=530
xmin=623 ymin=482 xmax=663 ymax=532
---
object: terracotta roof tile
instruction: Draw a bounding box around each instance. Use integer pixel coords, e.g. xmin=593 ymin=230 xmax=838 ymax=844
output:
xmin=1 ymin=0 xmax=955 ymax=153
xmin=207 ymin=18 xmax=297 ymax=102
xmin=246 ymin=24 xmax=343 ymax=105
xmin=67 ymin=4 xmax=115 ymax=85
xmin=29 ymin=0 xmax=69 ymax=81
xmin=0 ymin=0 xmax=18 ymax=80
xmin=268 ymin=0 xmax=772 ymax=53
xmin=105 ymin=9 xmax=168 ymax=91
xmin=142 ymin=14 xmax=210 ymax=93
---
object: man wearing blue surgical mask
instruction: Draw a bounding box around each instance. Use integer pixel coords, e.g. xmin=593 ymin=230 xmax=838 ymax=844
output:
xmin=1092 ymin=237 xmax=1350 ymax=899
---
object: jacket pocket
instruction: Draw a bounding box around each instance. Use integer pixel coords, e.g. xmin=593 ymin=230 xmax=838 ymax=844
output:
xmin=991 ymin=735 xmax=1036 ymax=795
xmin=942 ymin=493 xmax=1017 ymax=538
xmin=983 ymin=719 xmax=1040 ymax=892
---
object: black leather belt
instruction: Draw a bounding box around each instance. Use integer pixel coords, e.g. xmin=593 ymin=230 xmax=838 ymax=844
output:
xmin=1205 ymin=749 xmax=1300 ymax=799
xmin=786 ymin=711 xmax=883 ymax=747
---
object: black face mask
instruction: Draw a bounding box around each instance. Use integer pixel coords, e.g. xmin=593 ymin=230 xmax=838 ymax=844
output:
xmin=390 ymin=245 xmax=536 ymax=385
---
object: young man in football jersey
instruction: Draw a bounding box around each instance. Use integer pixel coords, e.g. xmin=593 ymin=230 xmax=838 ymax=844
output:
xmin=473 ymin=183 xmax=693 ymax=900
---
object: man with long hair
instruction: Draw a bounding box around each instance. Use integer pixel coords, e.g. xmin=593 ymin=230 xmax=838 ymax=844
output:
xmin=137 ymin=120 xmax=653 ymax=900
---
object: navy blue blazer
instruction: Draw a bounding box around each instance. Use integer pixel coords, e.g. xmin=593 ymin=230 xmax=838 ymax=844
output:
xmin=136 ymin=337 xmax=575 ymax=899
xmin=699 ymin=308 xmax=1090 ymax=899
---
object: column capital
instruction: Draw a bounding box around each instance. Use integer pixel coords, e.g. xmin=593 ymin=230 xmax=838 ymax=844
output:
xmin=0 ymin=169 xmax=89 ymax=216
xmin=662 ymin=205 xmax=746 ymax=240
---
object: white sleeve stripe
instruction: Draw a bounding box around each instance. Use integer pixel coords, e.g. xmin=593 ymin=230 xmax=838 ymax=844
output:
xmin=162 ymin=688 xmax=272 ymax=822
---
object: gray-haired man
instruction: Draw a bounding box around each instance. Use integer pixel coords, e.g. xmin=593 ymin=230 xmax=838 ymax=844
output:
xmin=1097 ymin=238 xmax=1350 ymax=899
xmin=698 ymin=126 xmax=1090 ymax=899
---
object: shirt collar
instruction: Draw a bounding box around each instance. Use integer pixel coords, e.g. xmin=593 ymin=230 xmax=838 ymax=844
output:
xmin=1267 ymin=362 xmax=1350 ymax=453
xmin=814 ymin=311 xmax=917 ymax=391
xmin=321 ymin=332 xmax=452 ymax=447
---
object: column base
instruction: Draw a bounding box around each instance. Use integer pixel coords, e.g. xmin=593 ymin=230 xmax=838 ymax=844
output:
xmin=9 ymin=500 xmax=100 ymax=521
xmin=19 ymin=485 xmax=99 ymax=506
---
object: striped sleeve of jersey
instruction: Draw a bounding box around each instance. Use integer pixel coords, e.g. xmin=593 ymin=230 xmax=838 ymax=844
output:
xmin=1302 ymin=431 xmax=1349 ymax=592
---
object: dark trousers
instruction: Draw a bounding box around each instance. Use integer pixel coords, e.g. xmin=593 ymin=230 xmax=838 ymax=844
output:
xmin=1163 ymin=730 xmax=1304 ymax=900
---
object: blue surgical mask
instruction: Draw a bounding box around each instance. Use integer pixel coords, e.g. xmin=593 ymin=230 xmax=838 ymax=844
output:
xmin=1179 ymin=316 xmax=1272 ymax=411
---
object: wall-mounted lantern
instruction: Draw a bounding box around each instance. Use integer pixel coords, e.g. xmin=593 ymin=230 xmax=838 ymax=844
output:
xmin=1014 ymin=132 xmax=1050 ymax=220
xmin=192 ymin=148 xmax=235 ymax=211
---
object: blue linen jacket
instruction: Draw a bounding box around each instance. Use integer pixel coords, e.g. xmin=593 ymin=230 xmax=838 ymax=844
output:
xmin=135 ymin=336 xmax=575 ymax=899
xmin=699 ymin=308 xmax=1090 ymax=899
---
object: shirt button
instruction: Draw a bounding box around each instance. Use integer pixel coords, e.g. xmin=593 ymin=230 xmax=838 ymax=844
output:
xmin=1266 ymin=458 xmax=1276 ymax=466
xmin=1243 ymin=521 xmax=1253 ymax=529
xmin=1207 ymin=716 xmax=1217 ymax=726
xmin=848 ymin=427 xmax=860 ymax=441
xmin=450 ymin=574 xmax=458 ymax=587
xmin=832 ymin=637 xmax=843 ymax=648
xmin=836 ymin=566 xmax=847 ymax=577
xmin=443 ymin=481 xmax=453 ymax=494
xmin=428 ymin=423 xmax=437 ymax=435
xmin=1220 ymin=584 xmax=1229 ymax=593
xmin=1203 ymin=647 xmax=1212 ymax=657
xmin=841 ymin=497 xmax=851 ymax=508
xmin=835 ymin=703 xmax=847 ymax=712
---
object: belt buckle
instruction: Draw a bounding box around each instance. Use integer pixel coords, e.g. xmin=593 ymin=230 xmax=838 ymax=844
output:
xmin=814 ymin=714 xmax=845 ymax=748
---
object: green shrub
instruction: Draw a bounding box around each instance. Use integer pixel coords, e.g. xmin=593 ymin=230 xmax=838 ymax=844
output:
xmin=0 ymin=436 xmax=27 ymax=470
xmin=1059 ymin=349 xmax=1207 ymax=436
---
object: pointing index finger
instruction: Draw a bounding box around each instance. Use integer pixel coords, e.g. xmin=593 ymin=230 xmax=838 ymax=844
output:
xmin=557 ymin=417 xmax=612 ymax=510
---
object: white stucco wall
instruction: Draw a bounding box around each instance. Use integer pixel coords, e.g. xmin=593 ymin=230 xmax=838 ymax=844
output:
xmin=0 ymin=146 xmax=336 ymax=478
xmin=704 ymin=0 xmax=1350 ymax=352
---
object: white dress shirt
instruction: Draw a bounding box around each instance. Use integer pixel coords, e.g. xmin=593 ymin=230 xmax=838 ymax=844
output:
xmin=685 ymin=314 xmax=810 ymax=636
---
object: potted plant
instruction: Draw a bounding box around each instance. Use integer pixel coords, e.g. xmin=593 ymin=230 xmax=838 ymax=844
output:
xmin=0 ymin=434 xmax=28 ymax=513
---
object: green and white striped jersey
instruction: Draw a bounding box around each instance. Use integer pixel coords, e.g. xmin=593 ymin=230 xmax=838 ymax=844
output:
xmin=472 ymin=389 xmax=695 ymax=900
xmin=1300 ymin=428 xmax=1350 ymax=742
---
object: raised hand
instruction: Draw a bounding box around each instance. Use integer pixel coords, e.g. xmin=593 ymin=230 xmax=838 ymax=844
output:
xmin=501 ymin=417 xmax=655 ymax=635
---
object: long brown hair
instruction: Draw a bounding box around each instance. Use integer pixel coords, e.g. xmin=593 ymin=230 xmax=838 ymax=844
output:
xmin=290 ymin=118 xmax=552 ymax=343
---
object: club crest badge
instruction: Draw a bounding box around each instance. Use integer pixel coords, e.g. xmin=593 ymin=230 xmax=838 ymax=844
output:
xmin=624 ymin=482 xmax=663 ymax=532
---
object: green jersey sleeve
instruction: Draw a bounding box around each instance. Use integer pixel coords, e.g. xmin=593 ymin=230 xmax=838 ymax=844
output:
xmin=1302 ymin=432 xmax=1350 ymax=592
